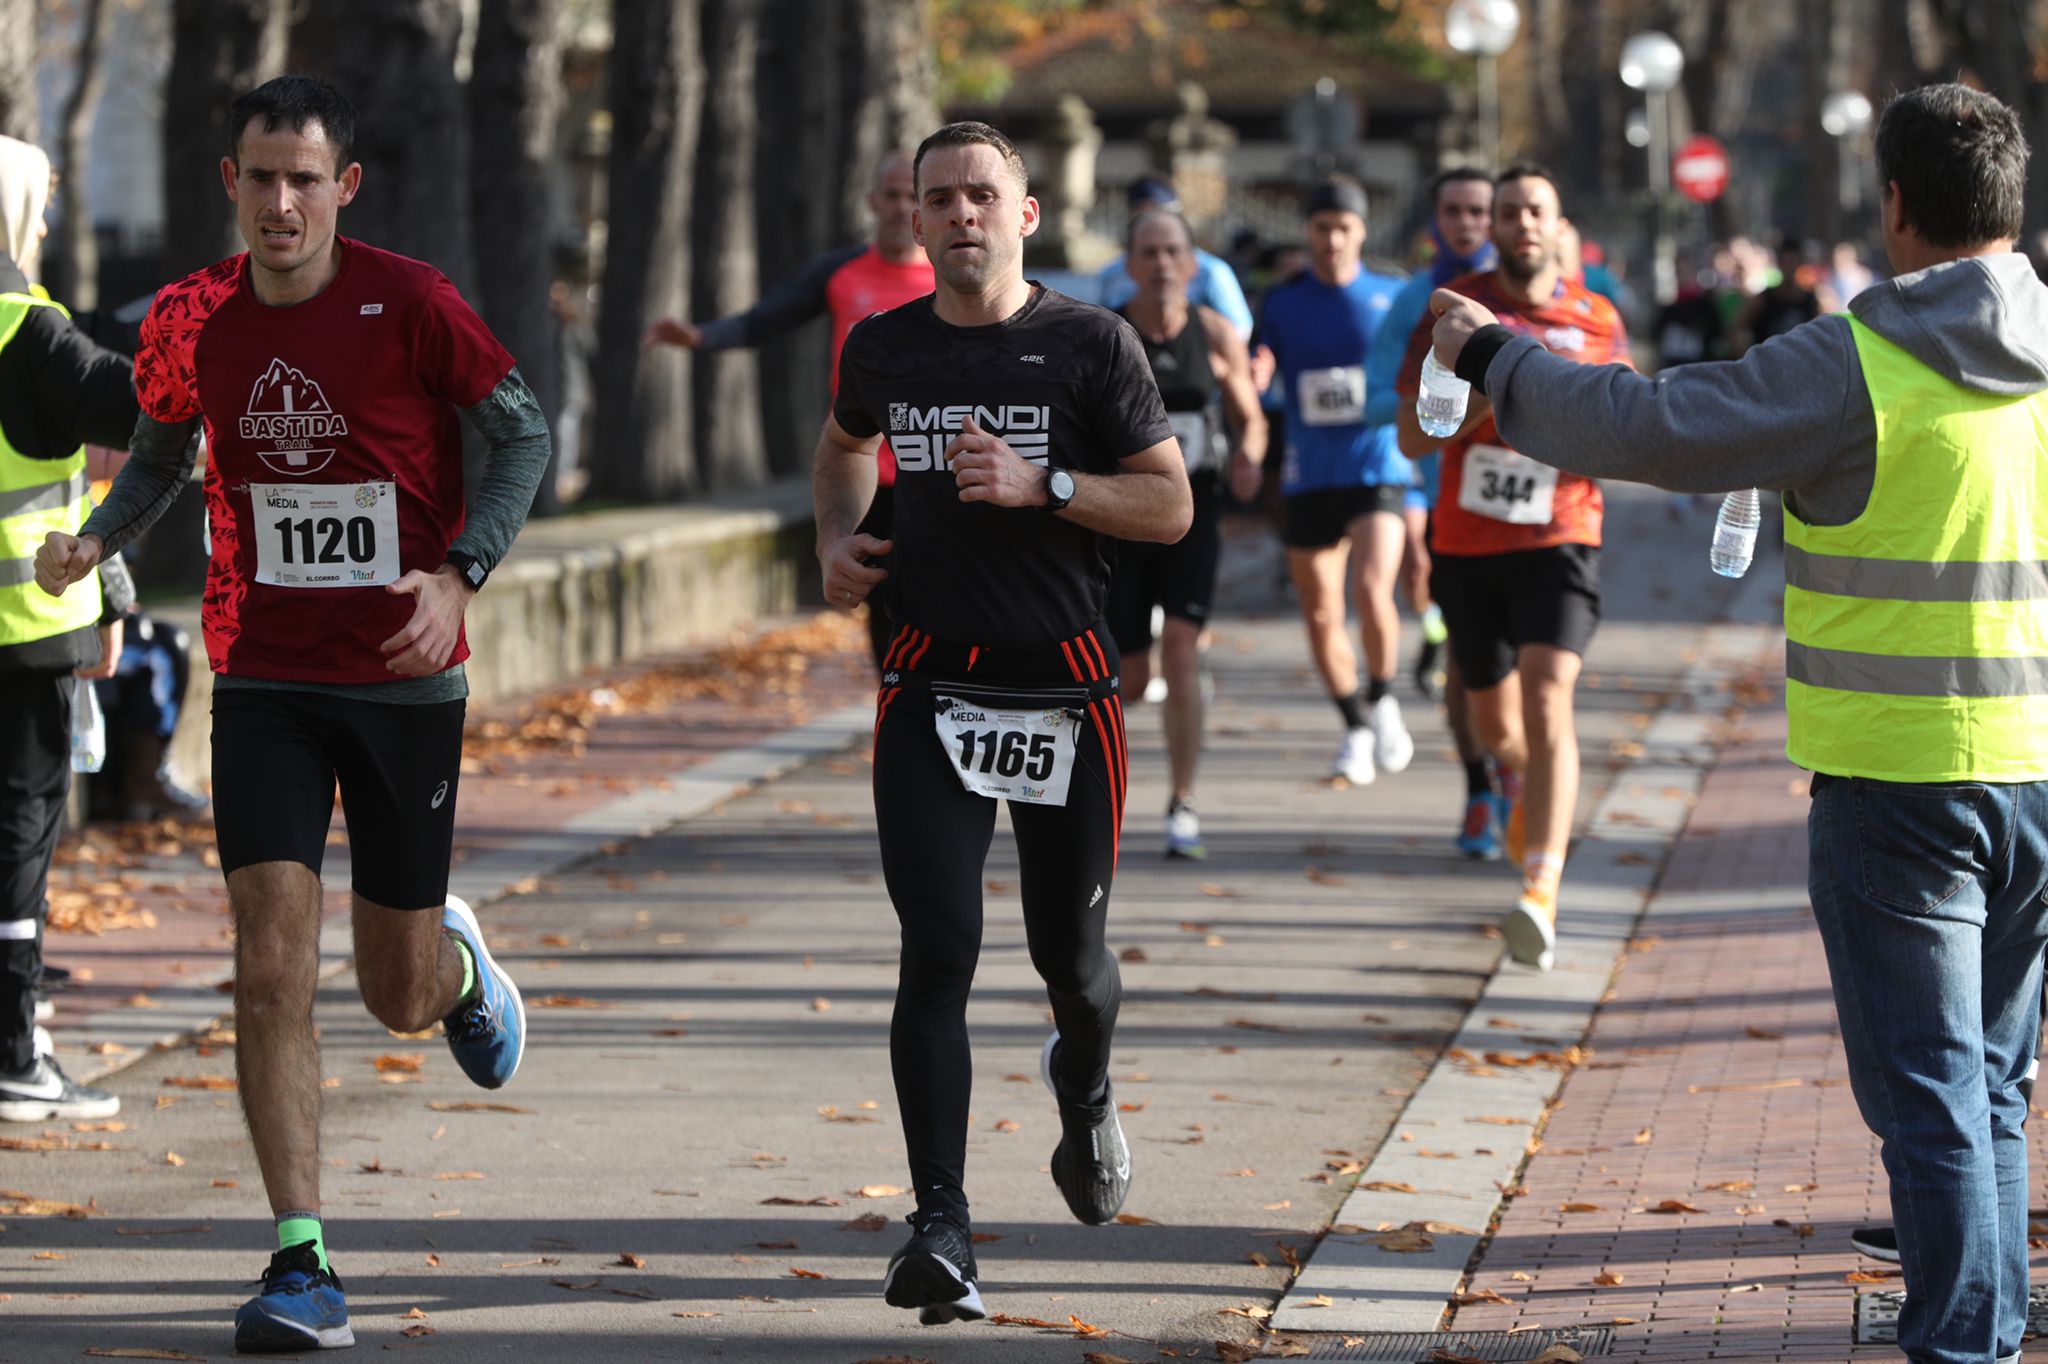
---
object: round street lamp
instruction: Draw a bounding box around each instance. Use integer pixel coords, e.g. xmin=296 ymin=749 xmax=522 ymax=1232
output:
xmin=1620 ymin=31 xmax=1685 ymax=304
xmin=1822 ymin=90 xmax=1876 ymax=224
xmin=1445 ymin=0 xmax=1521 ymax=170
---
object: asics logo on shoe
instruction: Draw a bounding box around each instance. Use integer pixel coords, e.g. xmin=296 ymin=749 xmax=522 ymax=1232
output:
xmin=431 ymin=780 xmax=449 ymax=810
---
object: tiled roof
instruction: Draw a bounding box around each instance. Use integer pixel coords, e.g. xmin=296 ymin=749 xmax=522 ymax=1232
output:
xmin=969 ymin=1 xmax=1448 ymax=120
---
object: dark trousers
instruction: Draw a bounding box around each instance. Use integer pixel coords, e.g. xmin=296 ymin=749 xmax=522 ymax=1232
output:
xmin=0 ymin=672 xmax=70 ymax=1073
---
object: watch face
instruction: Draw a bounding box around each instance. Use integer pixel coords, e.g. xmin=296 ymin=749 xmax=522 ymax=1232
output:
xmin=1051 ymin=470 xmax=1075 ymax=500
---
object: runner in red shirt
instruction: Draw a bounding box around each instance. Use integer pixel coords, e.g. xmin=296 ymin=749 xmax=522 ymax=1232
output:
xmin=1396 ymin=163 xmax=1630 ymax=972
xmin=36 ymin=76 xmax=548 ymax=1352
xmin=645 ymin=154 xmax=934 ymax=666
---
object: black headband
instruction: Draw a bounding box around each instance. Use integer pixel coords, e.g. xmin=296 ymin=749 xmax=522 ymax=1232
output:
xmin=1303 ymin=181 xmax=1368 ymax=221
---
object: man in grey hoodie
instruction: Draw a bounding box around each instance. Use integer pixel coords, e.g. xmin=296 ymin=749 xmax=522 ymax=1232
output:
xmin=1427 ymin=83 xmax=2048 ymax=1364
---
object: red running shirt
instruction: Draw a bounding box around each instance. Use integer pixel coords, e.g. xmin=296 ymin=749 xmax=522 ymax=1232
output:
xmin=135 ymin=239 xmax=514 ymax=683
xmin=1397 ymin=272 xmax=1630 ymax=557
xmin=824 ymin=246 xmax=934 ymax=485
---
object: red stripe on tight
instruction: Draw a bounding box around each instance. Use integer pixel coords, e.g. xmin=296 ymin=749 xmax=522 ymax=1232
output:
xmin=967 ymin=646 xmax=980 ymax=671
xmin=882 ymin=626 xmax=913 ymax=670
xmin=1060 ymin=640 xmax=1088 ymax=682
xmin=907 ymin=632 xmax=934 ymax=670
xmin=1109 ymin=694 xmax=1130 ymax=798
xmin=1087 ymin=700 xmax=1123 ymax=874
xmin=1084 ymin=630 xmax=1110 ymax=678
xmin=873 ymin=686 xmax=900 ymax=747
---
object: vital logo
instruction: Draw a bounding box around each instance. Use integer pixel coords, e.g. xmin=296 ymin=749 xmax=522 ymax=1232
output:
xmin=888 ymin=402 xmax=1053 ymax=472
xmin=239 ymin=357 xmax=348 ymax=475
xmin=1021 ymin=784 xmax=1047 ymax=800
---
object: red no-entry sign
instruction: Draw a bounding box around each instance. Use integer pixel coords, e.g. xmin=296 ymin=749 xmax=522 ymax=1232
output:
xmin=1672 ymin=135 xmax=1731 ymax=204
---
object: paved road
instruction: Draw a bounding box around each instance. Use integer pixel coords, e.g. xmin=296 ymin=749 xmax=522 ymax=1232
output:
xmin=2 ymin=485 xmax=1749 ymax=1362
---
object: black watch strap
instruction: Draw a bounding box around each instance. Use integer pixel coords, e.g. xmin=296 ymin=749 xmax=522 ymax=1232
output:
xmin=444 ymin=550 xmax=489 ymax=592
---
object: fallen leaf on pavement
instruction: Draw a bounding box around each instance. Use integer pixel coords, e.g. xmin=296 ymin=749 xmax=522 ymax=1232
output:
xmin=841 ymin=1213 xmax=888 ymax=1232
xmin=163 ymin=1152 xmax=185 ymax=1167
xmin=1847 ymin=1269 xmax=1902 ymax=1283
xmin=1362 ymin=1181 xmax=1416 ymax=1193
xmin=1703 ymin=1180 xmax=1754 ymax=1193
xmin=1467 ymin=1115 xmax=1528 ymax=1125
xmin=1649 ymin=1199 xmax=1704 ymax=1214
xmin=852 ymin=1184 xmax=904 ymax=1198
xmin=1227 ymin=1018 xmax=1296 ymax=1033
xmin=989 ymin=1314 xmax=1066 ymax=1329
xmin=616 ymin=1252 xmax=647 ymax=1268
xmin=811 ymin=997 xmax=832 ymax=1012
xmin=1371 ymin=1229 xmax=1434 ymax=1253
xmin=372 ymin=1053 xmax=424 ymax=1073
xmin=1452 ymin=1288 xmax=1511 ymax=1306
xmin=533 ymin=995 xmax=613 ymax=1009
xmin=428 ymin=1101 xmax=535 ymax=1114
xmin=433 ymin=1171 xmax=485 ymax=1181
xmin=1594 ymin=1270 xmax=1625 ymax=1286
xmin=400 ymin=1307 xmax=428 ymax=1320
xmin=1068 ymin=1314 xmax=1107 ymax=1338
xmin=550 ymin=1279 xmax=602 ymax=1291
xmin=31 ymin=1250 xmax=64 ymax=1260
xmin=1112 ymin=1213 xmax=1159 ymax=1226
xmin=1561 ymin=1202 xmax=1603 ymax=1213
xmin=401 ymin=1324 xmax=435 ymax=1338
xmin=760 ymin=1195 xmax=841 ymax=1207
xmin=1299 ymin=1294 xmax=1335 ymax=1308
xmin=1530 ymin=1349 xmax=1585 ymax=1364
xmin=788 ymin=1267 xmax=828 ymax=1279
xmin=1216 ymin=1344 xmax=1261 ymax=1364
xmin=162 ymin=1075 xmax=236 ymax=1091
xmin=1633 ymin=1128 xmax=1653 ymax=1145
xmin=1745 ymin=1025 xmax=1785 ymax=1040
xmin=0 ymin=1189 xmax=91 ymax=1218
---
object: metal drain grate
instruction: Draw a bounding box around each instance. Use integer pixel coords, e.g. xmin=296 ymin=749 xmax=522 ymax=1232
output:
xmin=1283 ymin=1326 xmax=1617 ymax=1360
xmin=1855 ymin=1287 xmax=2048 ymax=1345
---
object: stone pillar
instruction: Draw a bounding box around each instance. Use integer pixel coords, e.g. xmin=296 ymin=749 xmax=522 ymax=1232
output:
xmin=1148 ymin=81 xmax=1236 ymax=236
xmin=1027 ymin=94 xmax=1115 ymax=270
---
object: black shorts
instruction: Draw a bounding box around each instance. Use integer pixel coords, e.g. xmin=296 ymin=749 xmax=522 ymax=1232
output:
xmin=1429 ymin=543 xmax=1602 ymax=690
xmin=1106 ymin=480 xmax=1222 ymax=651
xmin=211 ymin=688 xmax=466 ymax=910
xmin=1281 ymin=484 xmax=1407 ymax=549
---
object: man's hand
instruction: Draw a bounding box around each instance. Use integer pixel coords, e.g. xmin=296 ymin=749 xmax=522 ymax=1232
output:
xmin=643 ymin=317 xmax=703 ymax=350
xmin=819 ymin=534 xmax=892 ymax=611
xmin=35 ymin=532 xmax=102 ymax=598
xmin=1428 ymin=289 xmax=1502 ymax=372
xmin=1228 ymin=449 xmax=1262 ymax=504
xmin=76 ymin=618 xmax=123 ymax=681
xmin=949 ymin=416 xmax=1048 ymax=508
xmin=1249 ymin=343 xmax=1277 ymax=394
xmin=380 ymin=565 xmax=475 ymax=677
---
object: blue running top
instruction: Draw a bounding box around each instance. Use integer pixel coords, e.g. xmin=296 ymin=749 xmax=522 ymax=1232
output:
xmin=1259 ymin=267 xmax=1412 ymax=495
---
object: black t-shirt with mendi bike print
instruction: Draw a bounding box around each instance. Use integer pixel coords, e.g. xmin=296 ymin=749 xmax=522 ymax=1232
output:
xmin=833 ymin=286 xmax=1173 ymax=651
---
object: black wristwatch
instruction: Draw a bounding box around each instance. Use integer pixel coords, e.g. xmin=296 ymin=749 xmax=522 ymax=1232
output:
xmin=443 ymin=550 xmax=489 ymax=592
xmin=1042 ymin=467 xmax=1076 ymax=513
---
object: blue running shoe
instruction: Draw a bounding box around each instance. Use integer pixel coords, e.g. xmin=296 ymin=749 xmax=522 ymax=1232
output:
xmin=1455 ymin=793 xmax=1502 ymax=861
xmin=234 ymin=1242 xmax=352 ymax=1352
xmin=441 ymin=895 xmax=526 ymax=1089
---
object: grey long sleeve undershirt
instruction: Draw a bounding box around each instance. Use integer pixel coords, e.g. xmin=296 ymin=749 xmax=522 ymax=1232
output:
xmin=81 ymin=368 xmax=553 ymax=704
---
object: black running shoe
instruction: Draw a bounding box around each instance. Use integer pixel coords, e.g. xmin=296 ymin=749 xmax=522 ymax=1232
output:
xmin=883 ymin=1210 xmax=985 ymax=1325
xmin=1849 ymin=1225 xmax=1900 ymax=1263
xmin=1040 ymin=1032 xmax=1132 ymax=1225
xmin=0 ymin=1053 xmax=119 ymax=1123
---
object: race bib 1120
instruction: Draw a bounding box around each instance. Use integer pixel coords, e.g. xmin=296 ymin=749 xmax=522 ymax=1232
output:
xmin=250 ymin=481 xmax=401 ymax=588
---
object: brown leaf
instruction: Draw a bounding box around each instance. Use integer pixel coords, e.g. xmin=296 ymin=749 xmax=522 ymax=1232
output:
xmin=163 ymin=1152 xmax=185 ymax=1167
xmin=1632 ymin=1127 xmax=1653 ymax=1145
xmin=161 ymin=1075 xmax=236 ymax=1091
xmin=1217 ymin=1344 xmax=1263 ymax=1364
xmin=615 ymin=1252 xmax=648 ymax=1268
xmin=400 ymin=1306 xmax=429 ymax=1320
xmin=1371 ymin=1228 xmax=1434 ymax=1253
xmin=1305 ymin=866 xmax=1349 ymax=886
xmin=1594 ymin=1270 xmax=1626 ymax=1286
xmin=1112 ymin=1213 xmax=1159 ymax=1226
xmin=1247 ymin=1251 xmax=1270 ymax=1268
xmin=1467 ymin=1114 xmax=1529 ymax=1125
xmin=1560 ymin=1202 xmax=1603 ymax=1213
xmin=852 ymin=1184 xmax=904 ymax=1198
xmin=1703 ymin=1180 xmax=1754 ymax=1193
xmin=372 ymin=1053 xmax=425 ymax=1073
xmin=988 ymin=1313 xmax=1068 ymax=1329
xmin=533 ymin=994 xmax=614 ymax=1009
xmin=1067 ymin=1313 xmax=1108 ymax=1338
xmin=760 ymin=1196 xmax=841 ymax=1207
xmin=788 ymin=1266 xmax=829 ymax=1280
xmin=1227 ymin=1017 xmax=1297 ymax=1033
xmin=1361 ymin=1180 xmax=1416 ymax=1193
xmin=428 ymin=1101 xmax=536 ymax=1114
xmin=1744 ymin=1025 xmax=1785 ymax=1041
xmin=433 ymin=1171 xmax=486 ymax=1181
xmin=1529 ymin=1349 xmax=1586 ymax=1364
xmin=1649 ymin=1199 xmax=1704 ymax=1214
xmin=1117 ymin=946 xmax=1147 ymax=963
xmin=841 ymin=1212 xmax=888 ymax=1232
xmin=550 ymin=1279 xmax=602 ymax=1291
xmin=0 ymin=1188 xmax=92 ymax=1218
xmin=811 ymin=996 xmax=832 ymax=1013
xmin=401 ymin=1324 xmax=435 ymax=1338
xmin=1847 ymin=1268 xmax=1903 ymax=1283
xmin=1452 ymin=1288 xmax=1511 ymax=1306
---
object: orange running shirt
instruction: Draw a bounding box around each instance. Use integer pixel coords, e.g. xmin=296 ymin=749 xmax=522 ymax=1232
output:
xmin=1397 ymin=271 xmax=1630 ymax=557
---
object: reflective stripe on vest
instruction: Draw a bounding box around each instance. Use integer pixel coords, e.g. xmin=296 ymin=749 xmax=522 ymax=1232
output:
xmin=0 ymin=291 xmax=102 ymax=647
xmin=1782 ymin=316 xmax=2048 ymax=782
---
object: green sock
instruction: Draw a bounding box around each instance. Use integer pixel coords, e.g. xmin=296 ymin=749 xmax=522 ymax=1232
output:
xmin=276 ymin=1212 xmax=327 ymax=1271
xmin=451 ymin=934 xmax=477 ymax=1005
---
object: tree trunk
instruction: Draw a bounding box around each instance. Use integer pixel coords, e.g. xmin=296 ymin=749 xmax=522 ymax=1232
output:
xmin=48 ymin=0 xmax=115 ymax=309
xmin=590 ymin=0 xmax=703 ymax=501
xmin=1926 ymin=0 xmax=2048 ymax=237
xmin=753 ymin=0 xmax=846 ymax=477
xmin=467 ymin=0 xmax=565 ymax=514
xmin=1799 ymin=0 xmax=1841 ymax=245
xmin=292 ymin=0 xmax=472 ymax=291
xmin=163 ymin=0 xmax=289 ymax=277
xmin=838 ymin=0 xmax=938 ymax=240
xmin=0 ymin=0 xmax=34 ymax=145
xmin=692 ymin=0 xmax=766 ymax=492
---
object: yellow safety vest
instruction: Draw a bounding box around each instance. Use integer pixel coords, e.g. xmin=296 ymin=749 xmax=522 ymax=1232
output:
xmin=0 ymin=289 xmax=102 ymax=648
xmin=1783 ymin=316 xmax=2048 ymax=782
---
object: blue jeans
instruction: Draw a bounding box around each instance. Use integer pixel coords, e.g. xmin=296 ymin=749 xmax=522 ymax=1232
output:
xmin=1810 ymin=774 xmax=2048 ymax=1364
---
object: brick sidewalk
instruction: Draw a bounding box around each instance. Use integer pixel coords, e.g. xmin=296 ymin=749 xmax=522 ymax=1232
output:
xmin=35 ymin=611 xmax=875 ymax=1061
xmin=1444 ymin=677 xmax=2048 ymax=1360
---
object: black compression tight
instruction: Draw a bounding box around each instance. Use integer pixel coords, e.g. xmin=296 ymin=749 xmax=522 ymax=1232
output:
xmin=871 ymin=632 xmax=1129 ymax=1215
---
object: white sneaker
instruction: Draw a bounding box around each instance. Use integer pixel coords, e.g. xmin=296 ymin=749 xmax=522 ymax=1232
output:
xmin=32 ymin=1026 xmax=51 ymax=1058
xmin=1164 ymin=803 xmax=1204 ymax=859
xmin=1333 ymin=727 xmax=1376 ymax=785
xmin=1368 ymin=694 xmax=1413 ymax=774
xmin=1142 ymin=675 xmax=1169 ymax=704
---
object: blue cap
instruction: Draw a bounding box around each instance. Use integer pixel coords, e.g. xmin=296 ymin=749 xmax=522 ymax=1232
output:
xmin=1126 ymin=177 xmax=1179 ymax=210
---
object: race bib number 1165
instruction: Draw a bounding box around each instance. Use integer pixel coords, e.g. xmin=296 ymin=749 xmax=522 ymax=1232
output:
xmin=933 ymin=693 xmax=1083 ymax=805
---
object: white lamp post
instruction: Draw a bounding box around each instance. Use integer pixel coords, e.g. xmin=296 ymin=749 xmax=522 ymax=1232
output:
xmin=1823 ymin=89 xmax=1875 ymax=222
xmin=1445 ymin=0 xmax=1521 ymax=170
xmin=1620 ymin=30 xmax=1685 ymax=303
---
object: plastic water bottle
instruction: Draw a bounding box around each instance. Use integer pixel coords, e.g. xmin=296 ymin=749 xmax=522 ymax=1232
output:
xmin=1709 ymin=488 xmax=1761 ymax=578
xmin=69 ymin=675 xmax=105 ymax=774
xmin=1417 ymin=351 xmax=1471 ymax=439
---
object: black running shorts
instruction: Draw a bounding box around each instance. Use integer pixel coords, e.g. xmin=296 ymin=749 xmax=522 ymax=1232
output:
xmin=210 ymin=688 xmax=465 ymax=910
xmin=1429 ymin=543 xmax=1602 ymax=691
xmin=1281 ymin=483 xmax=1407 ymax=549
xmin=1106 ymin=480 xmax=1222 ymax=652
